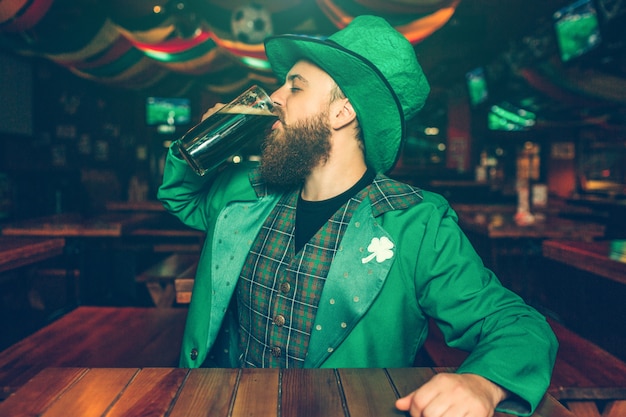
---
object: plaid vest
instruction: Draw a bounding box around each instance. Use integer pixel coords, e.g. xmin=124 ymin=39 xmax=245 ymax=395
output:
xmin=236 ymin=187 xmax=364 ymax=368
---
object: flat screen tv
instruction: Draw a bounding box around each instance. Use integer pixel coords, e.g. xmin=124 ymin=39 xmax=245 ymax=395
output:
xmin=465 ymin=66 xmax=489 ymax=107
xmin=146 ymin=97 xmax=191 ymax=126
xmin=487 ymin=101 xmax=536 ymax=132
xmin=553 ymin=0 xmax=603 ymax=63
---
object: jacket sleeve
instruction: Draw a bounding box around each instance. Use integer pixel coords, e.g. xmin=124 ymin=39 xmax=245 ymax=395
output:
xmin=415 ymin=194 xmax=558 ymax=416
xmin=157 ymin=144 xmax=218 ymax=232
xmin=157 ymin=143 xmax=256 ymax=232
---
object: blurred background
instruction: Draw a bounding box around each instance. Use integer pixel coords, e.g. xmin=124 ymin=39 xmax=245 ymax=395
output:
xmin=0 ymin=0 xmax=624 ymax=219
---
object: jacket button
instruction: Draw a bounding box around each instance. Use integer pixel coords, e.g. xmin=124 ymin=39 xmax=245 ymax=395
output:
xmin=270 ymin=346 xmax=282 ymax=357
xmin=280 ymin=282 xmax=291 ymax=294
xmin=274 ymin=315 xmax=285 ymax=327
xmin=190 ymin=348 xmax=199 ymax=361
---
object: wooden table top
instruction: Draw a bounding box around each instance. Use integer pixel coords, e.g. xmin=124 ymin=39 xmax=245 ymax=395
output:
xmin=543 ymin=240 xmax=626 ymax=285
xmin=0 ymin=212 xmax=160 ymax=238
xmin=0 ymin=367 xmax=573 ymax=417
xmin=457 ymin=211 xmax=606 ymax=240
xmin=0 ymin=236 xmax=65 ymax=273
xmin=0 ymin=306 xmax=187 ymax=399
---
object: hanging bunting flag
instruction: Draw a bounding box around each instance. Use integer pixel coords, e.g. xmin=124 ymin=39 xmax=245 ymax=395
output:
xmin=16 ymin=0 xmax=109 ymax=55
xmin=110 ymin=1 xmax=232 ymax=76
xmin=122 ymin=26 xmax=231 ymax=74
xmin=0 ymin=0 xmax=29 ymax=26
xmin=0 ymin=0 xmax=464 ymax=93
xmin=354 ymin=0 xmax=458 ymax=15
xmin=45 ymin=18 xmax=121 ymax=65
xmin=317 ymin=0 xmax=459 ymax=43
xmin=0 ymin=0 xmax=55 ymax=32
xmin=318 ymin=0 xmax=430 ymax=27
xmin=115 ymin=22 xmax=176 ymax=46
xmin=0 ymin=0 xmax=170 ymax=89
xmin=69 ymin=54 xmax=171 ymax=90
xmin=35 ymin=16 xmax=170 ymax=90
xmin=395 ymin=0 xmax=460 ymax=43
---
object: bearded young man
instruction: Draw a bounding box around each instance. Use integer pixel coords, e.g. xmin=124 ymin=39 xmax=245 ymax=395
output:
xmin=158 ymin=15 xmax=557 ymax=417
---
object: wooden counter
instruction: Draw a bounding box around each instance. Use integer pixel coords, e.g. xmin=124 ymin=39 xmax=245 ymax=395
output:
xmin=542 ymin=240 xmax=626 ymax=285
xmin=566 ymin=196 xmax=626 ymax=239
xmin=0 ymin=367 xmax=573 ymax=417
xmin=1 ymin=212 xmax=160 ymax=238
xmin=456 ymin=210 xmax=605 ymax=240
xmin=453 ymin=208 xmax=605 ymax=301
xmin=0 ymin=236 xmax=65 ymax=274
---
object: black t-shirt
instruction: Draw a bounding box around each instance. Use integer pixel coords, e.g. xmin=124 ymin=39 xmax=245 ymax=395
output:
xmin=294 ymin=168 xmax=376 ymax=253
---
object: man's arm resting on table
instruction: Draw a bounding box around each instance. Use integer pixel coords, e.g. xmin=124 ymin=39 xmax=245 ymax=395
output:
xmin=396 ymin=372 xmax=508 ymax=417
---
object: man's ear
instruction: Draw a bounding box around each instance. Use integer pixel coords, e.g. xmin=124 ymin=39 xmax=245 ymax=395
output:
xmin=331 ymin=98 xmax=357 ymax=130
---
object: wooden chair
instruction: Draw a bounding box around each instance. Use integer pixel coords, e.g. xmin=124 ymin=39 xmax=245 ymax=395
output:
xmin=175 ymin=262 xmax=197 ymax=304
xmin=135 ymin=253 xmax=199 ymax=308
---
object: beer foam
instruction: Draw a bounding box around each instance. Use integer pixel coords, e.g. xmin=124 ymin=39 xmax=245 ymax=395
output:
xmin=222 ymin=104 xmax=275 ymax=116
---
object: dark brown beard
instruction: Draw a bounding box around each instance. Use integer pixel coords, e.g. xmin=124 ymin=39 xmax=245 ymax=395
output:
xmin=259 ymin=110 xmax=332 ymax=189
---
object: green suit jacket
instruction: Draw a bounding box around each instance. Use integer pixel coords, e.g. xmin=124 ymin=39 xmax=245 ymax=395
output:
xmin=158 ymin=147 xmax=557 ymax=416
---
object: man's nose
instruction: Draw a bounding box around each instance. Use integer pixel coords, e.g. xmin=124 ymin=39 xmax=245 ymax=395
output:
xmin=269 ymin=87 xmax=284 ymax=108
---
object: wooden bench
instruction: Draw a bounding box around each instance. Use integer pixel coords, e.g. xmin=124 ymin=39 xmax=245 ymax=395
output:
xmin=136 ymin=253 xmax=199 ymax=308
xmin=423 ymin=317 xmax=626 ymax=417
xmin=0 ymin=306 xmax=187 ymax=400
xmin=125 ymin=212 xmax=206 ymax=254
xmin=129 ymin=227 xmax=204 ymax=253
xmin=175 ymin=261 xmax=197 ymax=304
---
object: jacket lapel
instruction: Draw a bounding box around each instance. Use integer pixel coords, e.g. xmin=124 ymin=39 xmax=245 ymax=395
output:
xmin=304 ymin=200 xmax=395 ymax=367
xmin=206 ymin=195 xmax=280 ymax=348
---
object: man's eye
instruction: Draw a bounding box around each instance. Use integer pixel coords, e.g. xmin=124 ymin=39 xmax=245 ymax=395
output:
xmin=290 ymin=87 xmax=301 ymax=92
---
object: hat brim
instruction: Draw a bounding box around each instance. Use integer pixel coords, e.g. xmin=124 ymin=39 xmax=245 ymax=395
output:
xmin=265 ymin=35 xmax=405 ymax=173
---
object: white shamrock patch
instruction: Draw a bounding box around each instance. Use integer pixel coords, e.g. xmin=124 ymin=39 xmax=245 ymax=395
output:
xmin=361 ymin=236 xmax=394 ymax=264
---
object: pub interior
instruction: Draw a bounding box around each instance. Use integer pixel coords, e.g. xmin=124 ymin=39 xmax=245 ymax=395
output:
xmin=0 ymin=0 xmax=625 ymax=416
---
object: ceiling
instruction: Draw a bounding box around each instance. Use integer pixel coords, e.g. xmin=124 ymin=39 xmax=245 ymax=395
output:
xmin=1 ymin=0 xmax=625 ymax=109
xmin=419 ymin=0 xmax=626 ymax=132
xmin=418 ymin=0 xmax=625 ymax=99
xmin=414 ymin=0 xmax=570 ymax=84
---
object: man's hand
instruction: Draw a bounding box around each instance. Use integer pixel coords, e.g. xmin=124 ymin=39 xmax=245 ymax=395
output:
xmin=395 ymin=373 xmax=508 ymax=417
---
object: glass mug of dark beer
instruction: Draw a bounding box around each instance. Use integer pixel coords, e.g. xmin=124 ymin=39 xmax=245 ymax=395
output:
xmin=177 ymin=85 xmax=276 ymax=176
